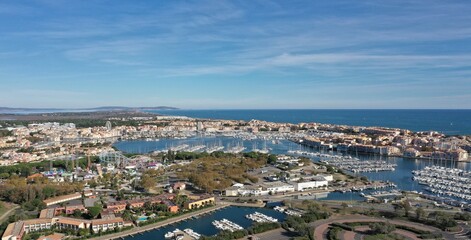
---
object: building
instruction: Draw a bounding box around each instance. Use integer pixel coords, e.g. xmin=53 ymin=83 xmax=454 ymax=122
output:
xmin=264 ymin=182 xmax=294 ymax=194
xmin=2 ymin=218 xmax=56 ymax=240
xmin=317 ymin=174 xmax=334 ymax=182
xmin=403 ymin=148 xmax=421 ymax=158
xmin=39 ymin=209 xmax=56 ymax=219
xmin=37 ymin=233 xmax=65 ymax=240
xmin=43 ymin=191 xmax=93 ymax=206
xmin=2 ymin=222 xmax=24 ymax=240
xmin=106 ymin=202 xmax=127 ymax=213
xmin=172 ymin=182 xmax=186 ymax=191
xmin=91 ymin=217 xmax=125 ymax=233
xmin=292 ymin=178 xmax=328 ymax=191
xmin=184 ymin=196 xmax=215 ymax=210
xmin=432 ymin=149 xmax=469 ymax=161
xmin=65 ymin=205 xmax=86 ymax=215
xmin=224 ymin=186 xmax=240 ymax=197
xmin=56 ymin=217 xmax=90 ymax=231
xmin=237 ymin=185 xmax=267 ymax=196
xmin=22 ymin=219 xmax=54 ymax=233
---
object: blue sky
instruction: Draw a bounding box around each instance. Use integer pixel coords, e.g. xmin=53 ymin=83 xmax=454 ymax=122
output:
xmin=0 ymin=0 xmax=471 ymax=109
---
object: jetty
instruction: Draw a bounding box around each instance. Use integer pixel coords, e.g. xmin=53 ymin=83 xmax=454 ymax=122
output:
xmin=212 ymin=218 xmax=244 ymax=232
xmin=246 ymin=212 xmax=278 ymax=223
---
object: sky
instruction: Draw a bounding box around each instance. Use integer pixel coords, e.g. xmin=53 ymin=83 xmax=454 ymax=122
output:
xmin=0 ymin=0 xmax=471 ymax=109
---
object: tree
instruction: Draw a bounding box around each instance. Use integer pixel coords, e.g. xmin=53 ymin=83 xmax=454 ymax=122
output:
xmin=140 ymin=175 xmax=156 ymax=191
xmin=415 ymin=207 xmax=425 ymax=220
xmin=341 ymin=202 xmax=348 ymax=213
xmin=122 ymin=210 xmax=133 ymax=221
xmin=87 ymin=205 xmax=102 ymax=219
xmin=73 ymin=209 xmax=83 ymax=218
xmin=369 ymin=222 xmax=395 ymax=234
xmin=267 ymin=155 xmax=277 ymax=164
xmin=78 ymin=228 xmax=89 ymax=236
xmin=402 ymin=200 xmax=412 ymax=218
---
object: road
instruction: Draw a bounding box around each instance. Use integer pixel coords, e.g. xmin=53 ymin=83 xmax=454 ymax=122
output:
xmin=0 ymin=204 xmax=19 ymax=224
xmin=311 ymin=215 xmax=455 ymax=240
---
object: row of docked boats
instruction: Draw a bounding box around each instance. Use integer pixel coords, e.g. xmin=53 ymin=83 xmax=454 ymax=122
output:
xmin=287 ymin=150 xmax=356 ymax=160
xmin=246 ymin=212 xmax=278 ymax=223
xmin=361 ymin=189 xmax=402 ymax=198
xmin=319 ymin=158 xmax=396 ymax=173
xmin=212 ymin=219 xmax=244 ymax=232
xmin=184 ymin=229 xmax=202 ymax=239
xmin=273 ymin=206 xmax=303 ymax=217
xmin=412 ymin=166 xmax=471 ymax=201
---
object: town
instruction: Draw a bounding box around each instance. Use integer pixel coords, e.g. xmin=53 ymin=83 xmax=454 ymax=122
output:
xmin=0 ymin=112 xmax=470 ymax=240
xmin=0 ymin=113 xmax=469 ymax=164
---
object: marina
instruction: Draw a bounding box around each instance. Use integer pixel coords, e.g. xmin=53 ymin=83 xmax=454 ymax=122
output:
xmin=412 ymin=166 xmax=471 ymax=202
xmin=319 ymin=157 xmax=397 ymax=173
xmin=114 ymin=136 xmax=471 ymax=202
xmin=122 ymin=206 xmax=285 ymax=240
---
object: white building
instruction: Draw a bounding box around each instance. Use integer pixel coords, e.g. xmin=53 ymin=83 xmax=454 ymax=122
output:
xmin=292 ymin=178 xmax=328 ymax=191
xmin=317 ymin=174 xmax=334 ymax=182
xmin=264 ymin=182 xmax=295 ymax=194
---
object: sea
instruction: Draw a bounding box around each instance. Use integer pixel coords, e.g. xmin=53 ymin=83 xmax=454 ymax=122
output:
xmin=149 ymin=109 xmax=471 ymax=135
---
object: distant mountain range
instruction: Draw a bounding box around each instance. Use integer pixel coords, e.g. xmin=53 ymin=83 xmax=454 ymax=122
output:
xmin=0 ymin=106 xmax=178 ymax=113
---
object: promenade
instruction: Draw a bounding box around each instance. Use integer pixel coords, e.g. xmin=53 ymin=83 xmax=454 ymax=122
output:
xmin=90 ymin=203 xmax=229 ymax=240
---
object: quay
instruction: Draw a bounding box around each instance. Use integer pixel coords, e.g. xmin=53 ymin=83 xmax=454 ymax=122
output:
xmin=90 ymin=203 xmax=229 ymax=240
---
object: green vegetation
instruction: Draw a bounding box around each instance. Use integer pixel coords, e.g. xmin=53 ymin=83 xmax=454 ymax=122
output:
xmin=364 ymin=234 xmax=405 ymax=240
xmin=0 ymin=157 xmax=99 ymax=178
xmin=138 ymin=169 xmax=163 ymax=192
xmin=369 ymin=222 xmax=396 ymax=234
xmin=0 ymin=130 xmax=13 ymax=137
xmin=281 ymin=201 xmax=331 ymax=237
xmin=331 ymin=222 xmax=354 ymax=231
xmin=327 ymin=227 xmax=341 ymax=240
xmin=176 ymin=152 xmax=269 ymax=192
xmin=0 ymin=176 xmax=84 ymax=206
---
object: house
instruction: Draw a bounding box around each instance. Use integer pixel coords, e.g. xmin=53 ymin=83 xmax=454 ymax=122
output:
xmin=37 ymin=233 xmax=65 ymax=240
xmin=65 ymin=204 xmax=86 ymax=215
xmin=2 ymin=222 xmax=24 ymax=240
xmin=91 ymin=217 xmax=124 ymax=233
xmin=106 ymin=201 xmax=127 ymax=213
xmin=39 ymin=209 xmax=56 ymax=219
xmin=224 ymin=186 xmax=240 ymax=197
xmin=237 ymin=186 xmax=267 ymax=196
xmin=22 ymin=219 xmax=54 ymax=233
xmin=161 ymin=200 xmax=179 ymax=213
xmin=56 ymin=217 xmax=90 ymax=231
xmin=404 ymin=148 xmax=421 ymax=158
xmin=184 ymin=196 xmax=215 ymax=210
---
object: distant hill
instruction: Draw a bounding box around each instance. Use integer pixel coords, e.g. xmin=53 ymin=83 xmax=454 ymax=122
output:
xmin=0 ymin=106 xmax=179 ymax=113
xmin=89 ymin=106 xmax=179 ymax=111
